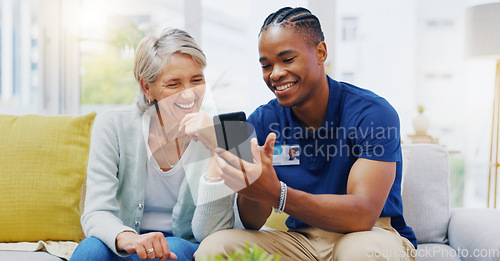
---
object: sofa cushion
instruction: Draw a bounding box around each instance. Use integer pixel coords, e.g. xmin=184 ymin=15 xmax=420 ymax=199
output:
xmin=448 ymin=208 xmax=500 ymax=261
xmin=415 ymin=244 xmax=461 ymax=261
xmin=401 ymin=144 xmax=450 ymax=244
xmin=0 ymin=251 xmax=63 ymax=261
xmin=0 ymin=112 xmax=96 ymax=243
xmin=263 ymin=211 xmax=289 ymax=231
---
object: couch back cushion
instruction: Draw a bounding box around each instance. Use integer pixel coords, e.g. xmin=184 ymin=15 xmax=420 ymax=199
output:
xmin=401 ymin=144 xmax=450 ymax=244
xmin=0 ymin=112 xmax=96 ymax=243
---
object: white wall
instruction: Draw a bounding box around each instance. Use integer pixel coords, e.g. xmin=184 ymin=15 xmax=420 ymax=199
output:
xmin=334 ymin=0 xmax=418 ymax=138
xmin=200 ymin=0 xmax=310 ymax=115
xmin=334 ymin=0 xmax=495 ymax=207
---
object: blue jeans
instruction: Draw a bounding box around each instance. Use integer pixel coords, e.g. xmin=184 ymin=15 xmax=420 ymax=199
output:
xmin=70 ymin=235 xmax=199 ymax=261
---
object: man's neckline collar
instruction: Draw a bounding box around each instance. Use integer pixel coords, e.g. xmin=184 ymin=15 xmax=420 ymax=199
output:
xmin=284 ymin=76 xmax=342 ymax=138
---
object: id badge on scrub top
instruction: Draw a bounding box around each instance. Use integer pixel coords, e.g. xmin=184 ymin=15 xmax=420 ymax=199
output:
xmin=273 ymin=145 xmax=300 ymax=166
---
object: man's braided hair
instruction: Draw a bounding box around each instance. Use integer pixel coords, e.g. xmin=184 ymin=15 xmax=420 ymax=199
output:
xmin=259 ymin=7 xmax=324 ymax=47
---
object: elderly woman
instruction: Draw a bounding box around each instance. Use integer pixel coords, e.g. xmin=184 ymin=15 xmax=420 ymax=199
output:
xmin=71 ymin=28 xmax=234 ymax=261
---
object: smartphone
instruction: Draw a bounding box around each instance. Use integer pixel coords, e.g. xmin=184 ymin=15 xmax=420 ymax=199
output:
xmin=213 ymin=112 xmax=256 ymax=163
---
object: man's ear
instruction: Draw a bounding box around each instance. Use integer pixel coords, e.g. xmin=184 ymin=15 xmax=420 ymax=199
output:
xmin=139 ymin=78 xmax=151 ymax=100
xmin=315 ymin=41 xmax=327 ymax=64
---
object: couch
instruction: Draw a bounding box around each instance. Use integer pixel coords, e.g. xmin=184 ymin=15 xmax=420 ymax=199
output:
xmin=401 ymin=144 xmax=500 ymax=261
xmin=0 ymin=113 xmax=499 ymax=260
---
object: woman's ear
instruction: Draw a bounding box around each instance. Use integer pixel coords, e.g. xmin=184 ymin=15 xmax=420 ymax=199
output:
xmin=139 ymin=78 xmax=152 ymax=100
xmin=315 ymin=41 xmax=327 ymax=64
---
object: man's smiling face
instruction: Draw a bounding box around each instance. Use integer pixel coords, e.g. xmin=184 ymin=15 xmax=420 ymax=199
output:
xmin=258 ymin=25 xmax=324 ymax=108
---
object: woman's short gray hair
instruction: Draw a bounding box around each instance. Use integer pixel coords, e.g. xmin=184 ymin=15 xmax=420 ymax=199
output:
xmin=134 ymin=28 xmax=207 ymax=113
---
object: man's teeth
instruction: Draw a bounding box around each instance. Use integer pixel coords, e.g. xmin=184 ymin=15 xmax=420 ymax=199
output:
xmin=175 ymin=101 xmax=195 ymax=109
xmin=275 ymin=82 xmax=294 ymax=91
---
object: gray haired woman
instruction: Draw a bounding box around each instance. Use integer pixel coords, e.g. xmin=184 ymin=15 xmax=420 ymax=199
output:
xmin=71 ymin=28 xmax=234 ymax=261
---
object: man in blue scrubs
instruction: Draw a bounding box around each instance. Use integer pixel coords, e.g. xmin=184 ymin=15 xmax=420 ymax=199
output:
xmin=196 ymin=7 xmax=416 ymax=261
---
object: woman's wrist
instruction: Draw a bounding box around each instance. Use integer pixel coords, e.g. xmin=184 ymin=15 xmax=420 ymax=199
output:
xmin=203 ymin=174 xmax=223 ymax=183
xmin=205 ymin=156 xmax=222 ymax=183
xmin=115 ymin=231 xmax=137 ymax=251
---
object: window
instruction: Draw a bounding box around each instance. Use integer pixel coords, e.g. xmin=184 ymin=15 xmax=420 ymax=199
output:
xmin=342 ymin=16 xmax=357 ymax=42
xmin=424 ymin=72 xmax=454 ymax=81
xmin=341 ymin=72 xmax=355 ymax=83
xmin=0 ymin=0 xmax=39 ymax=113
xmin=1 ymin=0 xmax=80 ymax=115
xmin=426 ymin=19 xmax=454 ymax=29
xmin=79 ymin=0 xmax=185 ymax=114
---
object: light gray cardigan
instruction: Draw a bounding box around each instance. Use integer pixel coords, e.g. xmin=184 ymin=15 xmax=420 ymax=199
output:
xmin=81 ymin=106 xmax=234 ymax=256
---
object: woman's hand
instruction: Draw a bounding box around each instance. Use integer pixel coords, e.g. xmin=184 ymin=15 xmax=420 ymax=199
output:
xmin=179 ymin=112 xmax=217 ymax=151
xmin=116 ymin=231 xmax=177 ymax=260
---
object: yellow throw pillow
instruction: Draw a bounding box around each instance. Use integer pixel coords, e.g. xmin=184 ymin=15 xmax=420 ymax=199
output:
xmin=0 ymin=112 xmax=96 ymax=243
xmin=264 ymin=211 xmax=289 ymax=231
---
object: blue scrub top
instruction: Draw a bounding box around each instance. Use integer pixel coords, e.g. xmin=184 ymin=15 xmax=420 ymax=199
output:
xmin=248 ymin=76 xmax=417 ymax=248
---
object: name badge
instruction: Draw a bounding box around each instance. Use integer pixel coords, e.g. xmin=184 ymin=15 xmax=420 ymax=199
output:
xmin=273 ymin=145 xmax=300 ymax=166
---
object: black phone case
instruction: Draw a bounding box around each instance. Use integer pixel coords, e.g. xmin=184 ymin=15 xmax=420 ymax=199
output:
xmin=214 ymin=112 xmax=255 ymax=163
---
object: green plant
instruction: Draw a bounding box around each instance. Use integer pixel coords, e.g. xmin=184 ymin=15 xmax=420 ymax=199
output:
xmin=80 ymin=50 xmax=137 ymax=105
xmin=199 ymin=243 xmax=281 ymax=261
xmin=449 ymin=152 xmax=465 ymax=207
xmin=80 ymin=17 xmax=151 ymax=105
xmin=417 ymin=105 xmax=425 ymax=114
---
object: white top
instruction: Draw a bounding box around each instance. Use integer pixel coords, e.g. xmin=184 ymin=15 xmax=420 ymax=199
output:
xmin=140 ymin=138 xmax=193 ymax=233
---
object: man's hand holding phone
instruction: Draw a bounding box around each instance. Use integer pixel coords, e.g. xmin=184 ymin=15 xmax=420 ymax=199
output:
xmin=214 ymin=132 xmax=281 ymax=206
xmin=213 ymin=112 xmax=255 ymax=163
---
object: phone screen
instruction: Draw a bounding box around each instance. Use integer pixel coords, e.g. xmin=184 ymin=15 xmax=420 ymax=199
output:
xmin=214 ymin=112 xmax=255 ymax=163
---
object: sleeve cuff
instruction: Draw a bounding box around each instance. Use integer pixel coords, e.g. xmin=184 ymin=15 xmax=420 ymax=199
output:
xmin=197 ymin=174 xmax=234 ymax=206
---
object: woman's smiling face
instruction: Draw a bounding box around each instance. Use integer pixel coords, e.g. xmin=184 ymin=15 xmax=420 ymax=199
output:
xmin=147 ymin=52 xmax=206 ymax=123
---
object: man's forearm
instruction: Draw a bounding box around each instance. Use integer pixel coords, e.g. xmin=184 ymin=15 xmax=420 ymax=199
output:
xmin=283 ymin=188 xmax=380 ymax=233
xmin=237 ymin=194 xmax=272 ymax=230
xmin=282 ymin=159 xmax=395 ymax=233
